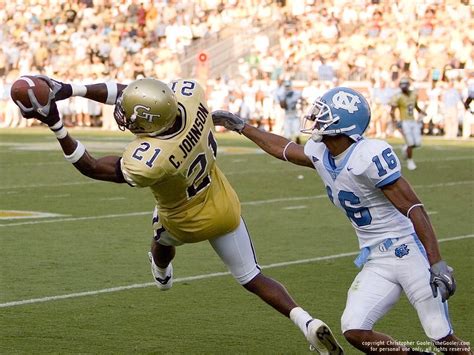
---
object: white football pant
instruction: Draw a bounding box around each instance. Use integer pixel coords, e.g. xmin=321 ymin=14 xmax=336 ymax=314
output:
xmin=341 ymin=235 xmax=452 ymax=341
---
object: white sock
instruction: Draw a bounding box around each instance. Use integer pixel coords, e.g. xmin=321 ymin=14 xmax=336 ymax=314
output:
xmin=290 ymin=307 xmax=313 ymax=336
xmin=151 ymin=256 xmax=168 ymax=276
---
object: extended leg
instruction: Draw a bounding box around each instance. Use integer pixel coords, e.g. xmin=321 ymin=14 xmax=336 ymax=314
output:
xmin=209 ymin=218 xmax=343 ymax=354
xmin=150 ymin=238 xmax=175 ymax=269
xmin=148 ymin=239 xmax=175 ymax=291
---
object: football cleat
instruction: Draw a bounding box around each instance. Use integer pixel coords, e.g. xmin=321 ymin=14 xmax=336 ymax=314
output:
xmin=407 ymin=159 xmax=417 ymax=170
xmin=306 ymin=319 xmax=344 ymax=355
xmin=148 ymin=252 xmax=173 ymax=291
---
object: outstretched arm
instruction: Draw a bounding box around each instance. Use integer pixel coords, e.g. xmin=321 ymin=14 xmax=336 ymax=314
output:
xmin=37 ymin=75 xmax=127 ymax=105
xmin=241 ymin=124 xmax=313 ymax=167
xmin=57 ymin=132 xmax=125 ymax=183
xmin=25 ymin=101 xmax=126 ymax=183
xmin=212 ymin=110 xmax=313 ymax=167
xmin=382 ymin=177 xmax=441 ymax=264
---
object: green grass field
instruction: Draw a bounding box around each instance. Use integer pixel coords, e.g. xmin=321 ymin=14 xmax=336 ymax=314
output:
xmin=0 ymin=128 xmax=473 ymax=354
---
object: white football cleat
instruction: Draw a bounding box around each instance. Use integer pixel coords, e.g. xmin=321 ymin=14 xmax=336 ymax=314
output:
xmin=148 ymin=252 xmax=173 ymax=291
xmin=407 ymin=159 xmax=417 ymax=170
xmin=306 ymin=319 xmax=344 ymax=355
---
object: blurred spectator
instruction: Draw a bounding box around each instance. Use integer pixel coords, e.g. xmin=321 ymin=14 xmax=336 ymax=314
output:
xmin=423 ymin=80 xmax=443 ymax=135
xmin=277 ymin=80 xmax=302 ymax=144
xmin=0 ymin=0 xmax=472 ymax=142
xmin=442 ymin=79 xmax=463 ymax=139
xmin=462 ymin=75 xmax=474 ymax=139
xmin=369 ymin=78 xmax=396 ymax=139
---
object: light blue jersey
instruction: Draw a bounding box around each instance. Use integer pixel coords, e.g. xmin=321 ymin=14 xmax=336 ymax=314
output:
xmin=304 ymin=138 xmax=415 ymax=249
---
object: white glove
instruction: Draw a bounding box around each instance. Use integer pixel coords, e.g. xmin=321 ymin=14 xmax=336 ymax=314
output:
xmin=429 ymin=260 xmax=456 ymax=302
xmin=212 ymin=110 xmax=245 ymax=133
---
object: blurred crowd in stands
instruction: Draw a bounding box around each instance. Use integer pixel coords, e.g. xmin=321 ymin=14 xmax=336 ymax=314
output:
xmin=0 ymin=0 xmax=473 ymax=138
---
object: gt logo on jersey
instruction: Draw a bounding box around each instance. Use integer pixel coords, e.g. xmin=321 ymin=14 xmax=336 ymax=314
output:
xmin=332 ymin=91 xmax=361 ymax=113
xmin=131 ymin=105 xmax=161 ymax=123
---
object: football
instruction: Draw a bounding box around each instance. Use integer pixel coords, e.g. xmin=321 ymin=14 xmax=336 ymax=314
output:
xmin=10 ymin=76 xmax=51 ymax=110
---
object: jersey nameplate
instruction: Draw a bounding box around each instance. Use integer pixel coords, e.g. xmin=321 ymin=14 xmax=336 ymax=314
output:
xmin=169 ymin=102 xmax=209 ymax=169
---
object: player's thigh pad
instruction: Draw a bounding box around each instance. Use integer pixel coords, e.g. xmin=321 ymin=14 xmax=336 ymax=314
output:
xmin=209 ymin=218 xmax=261 ymax=285
xmin=341 ymin=266 xmax=402 ymax=333
xmin=414 ymin=122 xmax=422 ymax=146
xmin=398 ymin=239 xmax=453 ymax=340
xmin=402 ymin=120 xmax=420 ymax=147
xmin=152 ymin=207 xmax=183 ymax=247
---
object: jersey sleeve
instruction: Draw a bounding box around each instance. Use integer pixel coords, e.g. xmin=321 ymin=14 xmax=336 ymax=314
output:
xmin=303 ymin=139 xmax=325 ymax=167
xmin=120 ymin=140 xmax=164 ymax=188
xmin=360 ymin=140 xmax=401 ymax=188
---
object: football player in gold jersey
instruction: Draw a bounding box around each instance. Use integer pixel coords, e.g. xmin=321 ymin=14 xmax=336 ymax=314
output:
xmin=17 ymin=76 xmax=343 ymax=354
xmin=390 ymin=78 xmax=427 ymax=170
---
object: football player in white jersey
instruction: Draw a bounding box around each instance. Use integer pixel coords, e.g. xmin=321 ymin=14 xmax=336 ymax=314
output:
xmin=17 ymin=76 xmax=343 ymax=354
xmin=212 ymin=87 xmax=470 ymax=354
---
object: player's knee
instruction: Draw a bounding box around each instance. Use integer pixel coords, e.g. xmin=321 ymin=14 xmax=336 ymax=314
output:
xmin=238 ymin=268 xmax=262 ymax=288
xmin=341 ymin=308 xmax=370 ymax=334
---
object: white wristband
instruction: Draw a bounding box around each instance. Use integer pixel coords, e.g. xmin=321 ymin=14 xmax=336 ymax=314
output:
xmin=105 ymin=81 xmax=118 ymax=104
xmin=49 ymin=120 xmax=68 ymax=139
xmin=282 ymin=141 xmax=295 ymax=161
xmin=71 ymin=83 xmax=87 ymax=97
xmin=406 ymin=203 xmax=424 ymax=218
xmin=64 ymin=141 xmax=86 ymax=163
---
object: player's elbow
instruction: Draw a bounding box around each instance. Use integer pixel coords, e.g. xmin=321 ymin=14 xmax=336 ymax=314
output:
xmin=73 ymin=159 xmax=101 ymax=180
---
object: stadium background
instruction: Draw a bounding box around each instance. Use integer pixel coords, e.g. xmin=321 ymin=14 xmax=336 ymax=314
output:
xmin=0 ymin=0 xmax=472 ymax=137
xmin=0 ymin=0 xmax=473 ymax=354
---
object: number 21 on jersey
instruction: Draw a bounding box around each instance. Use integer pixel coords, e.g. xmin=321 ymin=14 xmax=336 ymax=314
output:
xmin=131 ymin=142 xmax=161 ymax=168
xmin=186 ymin=131 xmax=217 ymax=199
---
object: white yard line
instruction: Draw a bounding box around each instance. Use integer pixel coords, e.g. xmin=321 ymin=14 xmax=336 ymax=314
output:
xmin=0 ymin=212 xmax=150 ymax=227
xmin=283 ymin=205 xmax=308 ymax=210
xmin=0 ymin=180 xmax=472 ymax=228
xmin=0 ymin=234 xmax=472 ymax=309
xmin=0 ymin=181 xmax=98 ymax=190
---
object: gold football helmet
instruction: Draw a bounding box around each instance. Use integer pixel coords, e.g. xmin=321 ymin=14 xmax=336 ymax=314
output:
xmin=114 ymin=78 xmax=179 ymax=136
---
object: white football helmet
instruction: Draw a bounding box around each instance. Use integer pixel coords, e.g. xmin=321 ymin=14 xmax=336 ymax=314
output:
xmin=301 ymin=87 xmax=371 ymax=142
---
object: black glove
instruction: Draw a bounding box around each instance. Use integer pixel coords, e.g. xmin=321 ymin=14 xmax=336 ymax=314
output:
xmin=211 ymin=110 xmax=245 ymax=133
xmin=20 ymin=99 xmax=61 ymax=128
xmin=35 ymin=75 xmax=73 ymax=101
xmin=429 ymin=260 xmax=456 ymax=302
xmin=17 ymin=87 xmax=56 ymax=119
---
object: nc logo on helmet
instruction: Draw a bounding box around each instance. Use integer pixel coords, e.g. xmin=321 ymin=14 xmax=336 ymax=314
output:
xmin=132 ymin=104 xmax=161 ymax=122
xmin=332 ymin=91 xmax=361 ymax=113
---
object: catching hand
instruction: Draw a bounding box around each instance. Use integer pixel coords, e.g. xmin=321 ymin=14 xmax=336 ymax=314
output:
xmin=35 ymin=75 xmax=73 ymax=101
xmin=21 ymin=99 xmax=61 ymax=127
xmin=212 ymin=110 xmax=245 ymax=133
xmin=429 ymin=260 xmax=456 ymax=302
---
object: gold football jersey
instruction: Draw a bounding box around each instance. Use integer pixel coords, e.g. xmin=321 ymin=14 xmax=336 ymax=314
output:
xmin=121 ymin=79 xmax=241 ymax=243
xmin=390 ymin=91 xmax=418 ymax=121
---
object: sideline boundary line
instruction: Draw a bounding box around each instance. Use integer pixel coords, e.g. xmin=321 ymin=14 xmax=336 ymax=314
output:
xmin=1 ymin=234 xmax=472 ymax=309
